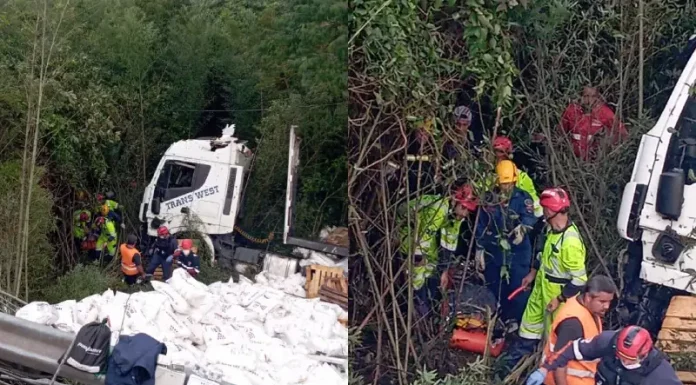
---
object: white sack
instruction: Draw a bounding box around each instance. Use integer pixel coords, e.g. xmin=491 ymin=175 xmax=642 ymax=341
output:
xmin=155 ymin=304 xmax=192 ymax=340
xmin=168 ymin=268 xmax=208 ymax=305
xmin=74 ymin=295 xmax=102 ymax=326
xmin=204 ymin=344 xmax=258 ymax=371
xmin=202 ymin=324 xmax=241 ymax=347
xmin=16 ymin=302 xmax=58 ymax=325
xmin=52 ymin=300 xmax=77 ymax=333
xmin=151 ymin=280 xmax=190 ymax=314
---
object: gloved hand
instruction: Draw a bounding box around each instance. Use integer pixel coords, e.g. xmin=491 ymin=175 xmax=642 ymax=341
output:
xmin=511 ymin=225 xmax=526 ymax=245
xmin=525 ymin=368 xmax=547 ymax=385
xmin=120 ymin=223 xmax=126 ymax=229
xmin=107 ymin=236 xmax=115 ymax=242
xmin=174 ymin=249 xmax=182 ymax=257
xmin=475 ymin=248 xmax=485 ymax=271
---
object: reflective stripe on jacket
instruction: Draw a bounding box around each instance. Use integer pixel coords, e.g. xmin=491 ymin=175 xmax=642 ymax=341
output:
xmin=539 ymin=223 xmax=587 ymax=287
xmin=516 ymin=170 xmax=542 ymax=217
xmin=543 ymin=295 xmax=602 ymax=385
xmin=120 ymin=244 xmax=140 ymax=276
xmin=440 ymin=218 xmax=463 ymax=251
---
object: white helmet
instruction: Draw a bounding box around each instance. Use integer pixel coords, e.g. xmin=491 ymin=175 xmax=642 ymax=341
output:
xmin=453 ymin=105 xmax=472 ymax=123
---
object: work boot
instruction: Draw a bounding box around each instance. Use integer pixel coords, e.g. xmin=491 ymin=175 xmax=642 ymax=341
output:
xmin=495 ymin=336 xmax=539 ymax=378
xmin=504 ymin=319 xmax=519 ymax=334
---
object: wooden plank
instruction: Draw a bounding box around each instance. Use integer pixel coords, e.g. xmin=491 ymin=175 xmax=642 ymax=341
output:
xmin=665 ymin=296 xmax=696 ymax=318
xmin=657 ymin=329 xmax=696 ymax=342
xmin=305 ymin=265 xmax=344 ymax=299
xmin=677 ymin=371 xmax=696 ymax=384
xmin=657 ymin=340 xmax=696 ymax=353
xmin=662 ymin=316 xmax=696 ymax=331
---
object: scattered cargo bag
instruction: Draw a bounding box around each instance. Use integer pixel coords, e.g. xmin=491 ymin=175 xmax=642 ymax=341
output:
xmin=63 ymin=319 xmax=111 ymax=373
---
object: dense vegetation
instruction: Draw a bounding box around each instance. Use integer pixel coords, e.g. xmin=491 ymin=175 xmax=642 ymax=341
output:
xmin=0 ymin=0 xmax=347 ymax=301
xmin=349 ymin=0 xmax=696 ymax=384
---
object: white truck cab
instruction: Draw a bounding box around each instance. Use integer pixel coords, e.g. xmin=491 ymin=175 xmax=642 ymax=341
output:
xmin=139 ymin=124 xmax=349 ymax=264
xmin=617 ymin=47 xmax=696 ymax=294
xmin=139 ymin=124 xmax=252 ymax=260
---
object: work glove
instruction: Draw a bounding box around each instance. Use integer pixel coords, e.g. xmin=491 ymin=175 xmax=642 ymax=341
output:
xmin=120 ymin=223 xmax=126 ymax=229
xmin=107 ymin=236 xmax=115 ymax=242
xmin=525 ymin=369 xmax=547 ymax=385
xmin=475 ymin=248 xmax=485 ymax=271
xmin=511 ymin=225 xmax=526 ymax=245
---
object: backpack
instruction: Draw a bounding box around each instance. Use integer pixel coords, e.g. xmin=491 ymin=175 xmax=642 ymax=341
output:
xmin=62 ymin=319 xmax=111 ymax=374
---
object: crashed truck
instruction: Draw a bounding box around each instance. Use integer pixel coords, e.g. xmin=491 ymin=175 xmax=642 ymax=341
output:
xmin=0 ymin=125 xmax=349 ymax=385
xmin=616 ymin=43 xmax=696 ymax=334
xmin=139 ymin=124 xmax=348 ymax=272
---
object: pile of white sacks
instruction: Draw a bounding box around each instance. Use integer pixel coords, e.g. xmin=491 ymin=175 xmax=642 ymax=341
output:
xmin=15 ymin=268 xmax=349 ymax=385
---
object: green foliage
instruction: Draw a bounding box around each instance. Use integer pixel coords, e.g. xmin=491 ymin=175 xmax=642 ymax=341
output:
xmin=40 ymin=264 xmax=126 ymax=304
xmin=0 ymin=0 xmax=346 ymax=298
xmin=0 ymin=160 xmax=53 ymax=297
xmin=350 ymin=0 xmax=696 ymax=383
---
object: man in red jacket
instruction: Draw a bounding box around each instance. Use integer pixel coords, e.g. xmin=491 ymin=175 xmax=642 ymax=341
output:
xmin=560 ymin=86 xmax=628 ymax=160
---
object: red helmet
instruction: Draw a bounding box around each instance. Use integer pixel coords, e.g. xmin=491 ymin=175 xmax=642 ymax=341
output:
xmin=96 ymin=193 xmax=105 ymax=202
xmin=493 ymin=136 xmax=513 ymax=153
xmin=181 ymin=239 xmax=193 ymax=250
xmin=157 ymin=226 xmax=169 ymax=237
xmin=616 ymin=326 xmax=653 ymax=361
xmin=95 ymin=217 xmax=105 ymax=226
xmin=454 ymin=184 xmax=478 ymax=211
xmin=79 ymin=212 xmax=89 ymax=222
xmin=540 ymin=187 xmax=571 ymax=212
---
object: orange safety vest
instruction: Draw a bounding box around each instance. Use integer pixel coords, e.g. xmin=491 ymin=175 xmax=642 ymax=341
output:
xmin=120 ymin=244 xmax=140 ymax=276
xmin=543 ymin=295 xmax=602 ymax=385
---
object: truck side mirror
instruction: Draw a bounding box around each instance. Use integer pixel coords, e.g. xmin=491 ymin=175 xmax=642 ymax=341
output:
xmin=152 ymin=198 xmax=161 ymax=215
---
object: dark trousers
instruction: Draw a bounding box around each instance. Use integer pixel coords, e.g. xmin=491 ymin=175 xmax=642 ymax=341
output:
xmin=484 ymin=262 xmax=531 ymax=323
xmin=88 ymin=250 xmax=113 ymax=266
xmin=146 ymin=253 xmax=173 ymax=280
xmin=123 ymin=274 xmax=138 ymax=286
xmin=414 ymin=274 xmax=442 ymax=318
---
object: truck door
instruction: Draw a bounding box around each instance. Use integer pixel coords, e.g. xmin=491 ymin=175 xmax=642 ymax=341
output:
xmin=150 ymin=159 xmax=221 ymax=231
xmin=219 ymin=165 xmax=245 ymax=233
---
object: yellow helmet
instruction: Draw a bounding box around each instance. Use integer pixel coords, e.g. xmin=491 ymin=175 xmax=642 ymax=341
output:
xmin=100 ymin=204 xmax=109 ymax=216
xmin=496 ymin=160 xmax=518 ymax=184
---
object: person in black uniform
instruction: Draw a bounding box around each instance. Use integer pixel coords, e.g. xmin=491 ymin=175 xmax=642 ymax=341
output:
xmin=526 ymin=325 xmax=682 ymax=385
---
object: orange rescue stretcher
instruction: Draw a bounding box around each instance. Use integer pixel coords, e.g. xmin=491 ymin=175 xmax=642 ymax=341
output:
xmin=442 ymin=283 xmax=526 ymax=357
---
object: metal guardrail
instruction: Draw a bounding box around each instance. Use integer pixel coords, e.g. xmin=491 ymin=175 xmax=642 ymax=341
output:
xmin=0 ymin=313 xmax=103 ymax=385
xmin=0 ymin=289 xmax=28 ymax=315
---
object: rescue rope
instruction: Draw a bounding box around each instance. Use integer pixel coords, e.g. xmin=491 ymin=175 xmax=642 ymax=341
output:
xmin=234 ymin=225 xmax=274 ymax=244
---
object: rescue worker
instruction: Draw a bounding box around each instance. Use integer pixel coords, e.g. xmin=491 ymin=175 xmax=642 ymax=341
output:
xmin=511 ymin=187 xmax=588 ymax=366
xmin=120 ymin=234 xmax=146 ymax=286
xmin=96 ymin=191 xmax=123 ymax=226
xmin=94 ymin=205 xmax=118 ymax=264
xmin=174 ymin=239 xmax=201 ymax=278
xmin=439 ymin=184 xmax=477 ymax=290
xmin=526 ymin=326 xmax=682 ymax=385
xmin=560 ymin=86 xmax=628 ymax=160
xmin=542 ymin=275 xmax=615 ymax=385
xmin=475 ymin=160 xmax=538 ymax=328
xmin=73 ymin=211 xmax=91 ymax=250
xmin=146 ymin=226 xmax=179 ymax=281
xmin=440 ymin=106 xmax=477 ymax=183
xmin=397 ymin=188 xmax=449 ymax=318
xmin=405 ymin=120 xmax=437 ymax=191
xmin=492 ymin=136 xmax=542 ymax=218
xmin=73 ymin=191 xmax=92 ymax=251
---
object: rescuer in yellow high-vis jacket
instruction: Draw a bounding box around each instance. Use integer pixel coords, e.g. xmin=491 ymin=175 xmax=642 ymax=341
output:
xmin=439 ymin=184 xmax=478 ymax=289
xmin=504 ymin=186 xmax=588 ymax=370
xmin=493 ymin=136 xmax=542 ymax=218
xmin=398 ymin=190 xmax=449 ymax=317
